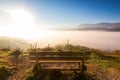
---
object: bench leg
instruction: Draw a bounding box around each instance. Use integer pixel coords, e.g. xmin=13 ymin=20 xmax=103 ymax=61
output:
xmin=78 ymin=62 xmax=81 ymax=69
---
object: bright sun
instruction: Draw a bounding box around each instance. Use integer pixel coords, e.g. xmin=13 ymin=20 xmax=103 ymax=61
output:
xmin=8 ymin=8 xmax=40 ymax=39
xmin=0 ymin=8 xmax=52 ymax=40
xmin=10 ymin=9 xmax=34 ymax=26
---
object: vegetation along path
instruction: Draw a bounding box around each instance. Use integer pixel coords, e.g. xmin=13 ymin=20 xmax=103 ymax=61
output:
xmin=7 ymin=63 xmax=35 ymax=80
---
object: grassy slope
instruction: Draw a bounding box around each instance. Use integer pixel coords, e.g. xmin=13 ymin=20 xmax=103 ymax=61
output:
xmin=88 ymin=53 xmax=120 ymax=80
xmin=0 ymin=37 xmax=30 ymax=49
xmin=0 ymin=44 xmax=120 ymax=80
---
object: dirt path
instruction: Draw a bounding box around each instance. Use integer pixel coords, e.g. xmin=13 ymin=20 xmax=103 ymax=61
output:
xmin=7 ymin=63 xmax=35 ymax=80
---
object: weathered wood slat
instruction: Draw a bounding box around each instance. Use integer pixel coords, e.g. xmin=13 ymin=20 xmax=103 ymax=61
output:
xmin=29 ymin=51 xmax=90 ymax=56
xmin=39 ymin=69 xmax=81 ymax=71
xmin=30 ymin=56 xmax=82 ymax=60
xmin=30 ymin=60 xmax=89 ymax=63
xmin=29 ymin=52 xmax=90 ymax=63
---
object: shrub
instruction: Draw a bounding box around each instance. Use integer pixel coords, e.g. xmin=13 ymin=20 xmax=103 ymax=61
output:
xmin=0 ymin=66 xmax=11 ymax=80
xmin=8 ymin=49 xmax=23 ymax=66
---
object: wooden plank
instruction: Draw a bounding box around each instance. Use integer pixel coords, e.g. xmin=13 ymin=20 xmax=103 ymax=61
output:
xmin=39 ymin=69 xmax=81 ymax=71
xmin=29 ymin=52 xmax=90 ymax=56
xmin=29 ymin=51 xmax=91 ymax=65
xmin=30 ymin=60 xmax=89 ymax=63
xmin=29 ymin=56 xmax=89 ymax=60
xmin=30 ymin=56 xmax=82 ymax=60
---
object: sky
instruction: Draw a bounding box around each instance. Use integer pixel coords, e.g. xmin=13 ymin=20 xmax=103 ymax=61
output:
xmin=0 ymin=0 xmax=120 ymax=29
xmin=0 ymin=0 xmax=120 ymax=49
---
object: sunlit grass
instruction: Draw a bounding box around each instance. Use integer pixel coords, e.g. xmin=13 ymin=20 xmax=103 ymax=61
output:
xmin=0 ymin=44 xmax=120 ymax=80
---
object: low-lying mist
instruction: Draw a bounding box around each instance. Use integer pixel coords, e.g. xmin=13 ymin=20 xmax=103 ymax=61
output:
xmin=31 ymin=30 xmax=120 ymax=51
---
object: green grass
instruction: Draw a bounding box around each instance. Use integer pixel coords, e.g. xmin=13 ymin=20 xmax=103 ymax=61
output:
xmin=0 ymin=65 xmax=11 ymax=80
xmin=90 ymin=53 xmax=120 ymax=70
xmin=0 ymin=44 xmax=120 ymax=80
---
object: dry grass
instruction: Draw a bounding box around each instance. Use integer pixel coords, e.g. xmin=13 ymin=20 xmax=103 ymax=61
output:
xmin=87 ymin=53 xmax=120 ymax=80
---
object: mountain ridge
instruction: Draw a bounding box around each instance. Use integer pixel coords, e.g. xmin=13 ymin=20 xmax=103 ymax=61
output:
xmin=77 ymin=22 xmax=120 ymax=31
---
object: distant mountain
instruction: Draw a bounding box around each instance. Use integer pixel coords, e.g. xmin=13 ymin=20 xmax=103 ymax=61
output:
xmin=77 ymin=23 xmax=120 ymax=31
xmin=0 ymin=37 xmax=30 ymax=49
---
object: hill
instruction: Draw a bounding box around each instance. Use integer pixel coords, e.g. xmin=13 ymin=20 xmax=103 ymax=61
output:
xmin=0 ymin=37 xmax=30 ymax=49
xmin=77 ymin=23 xmax=120 ymax=31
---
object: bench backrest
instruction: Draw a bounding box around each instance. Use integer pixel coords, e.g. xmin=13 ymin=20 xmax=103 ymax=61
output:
xmin=29 ymin=51 xmax=90 ymax=62
xmin=29 ymin=51 xmax=91 ymax=71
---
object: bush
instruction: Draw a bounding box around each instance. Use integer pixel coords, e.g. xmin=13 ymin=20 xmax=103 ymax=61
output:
xmin=8 ymin=49 xmax=23 ymax=66
xmin=0 ymin=66 xmax=11 ymax=80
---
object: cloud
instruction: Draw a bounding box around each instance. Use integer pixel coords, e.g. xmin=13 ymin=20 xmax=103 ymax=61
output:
xmin=77 ymin=23 xmax=120 ymax=31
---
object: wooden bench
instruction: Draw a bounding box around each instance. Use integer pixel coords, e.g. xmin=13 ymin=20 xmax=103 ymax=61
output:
xmin=29 ymin=51 xmax=90 ymax=72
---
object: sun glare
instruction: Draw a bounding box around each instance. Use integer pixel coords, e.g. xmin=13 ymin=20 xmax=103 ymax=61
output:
xmin=0 ymin=8 xmax=53 ymax=40
xmin=10 ymin=9 xmax=34 ymax=26
xmin=7 ymin=8 xmax=40 ymax=39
